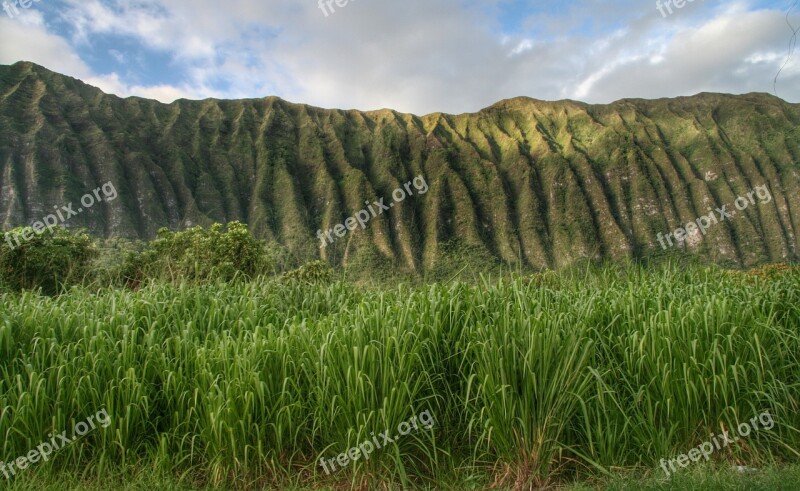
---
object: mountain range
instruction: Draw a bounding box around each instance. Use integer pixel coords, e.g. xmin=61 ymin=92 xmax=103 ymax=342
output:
xmin=1 ymin=61 xmax=798 ymax=271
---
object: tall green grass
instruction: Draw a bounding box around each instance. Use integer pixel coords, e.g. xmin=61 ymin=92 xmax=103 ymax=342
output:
xmin=0 ymin=265 xmax=798 ymax=488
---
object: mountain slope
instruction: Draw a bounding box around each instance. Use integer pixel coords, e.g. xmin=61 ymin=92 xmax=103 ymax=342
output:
xmin=1 ymin=61 xmax=799 ymax=271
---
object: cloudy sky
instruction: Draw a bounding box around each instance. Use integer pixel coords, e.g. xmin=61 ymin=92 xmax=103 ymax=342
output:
xmin=0 ymin=0 xmax=797 ymax=114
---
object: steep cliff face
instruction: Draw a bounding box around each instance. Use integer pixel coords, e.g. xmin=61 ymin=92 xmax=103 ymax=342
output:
xmin=1 ymin=61 xmax=799 ymax=271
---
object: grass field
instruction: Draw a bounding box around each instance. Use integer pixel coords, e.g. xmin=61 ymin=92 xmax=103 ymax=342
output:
xmin=1 ymin=264 xmax=798 ymax=489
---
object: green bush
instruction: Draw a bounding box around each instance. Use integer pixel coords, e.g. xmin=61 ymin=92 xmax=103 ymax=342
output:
xmin=281 ymin=259 xmax=335 ymax=284
xmin=0 ymin=226 xmax=96 ymax=294
xmin=124 ymin=221 xmax=271 ymax=285
xmin=88 ymin=237 xmax=146 ymax=287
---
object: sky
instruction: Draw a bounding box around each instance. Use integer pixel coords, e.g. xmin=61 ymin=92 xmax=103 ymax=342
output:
xmin=0 ymin=0 xmax=797 ymax=115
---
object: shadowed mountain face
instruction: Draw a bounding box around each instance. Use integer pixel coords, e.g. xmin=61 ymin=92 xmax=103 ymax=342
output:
xmin=1 ymin=61 xmax=799 ymax=271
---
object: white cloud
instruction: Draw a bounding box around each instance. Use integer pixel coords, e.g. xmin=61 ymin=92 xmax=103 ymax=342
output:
xmin=0 ymin=0 xmax=797 ymax=113
xmin=509 ymin=39 xmax=534 ymax=56
xmin=82 ymin=72 xmax=203 ymax=102
xmin=577 ymin=8 xmax=800 ymax=103
xmin=0 ymin=15 xmax=90 ymax=78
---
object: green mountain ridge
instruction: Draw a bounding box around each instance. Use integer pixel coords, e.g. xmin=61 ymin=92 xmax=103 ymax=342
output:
xmin=1 ymin=61 xmax=798 ymax=271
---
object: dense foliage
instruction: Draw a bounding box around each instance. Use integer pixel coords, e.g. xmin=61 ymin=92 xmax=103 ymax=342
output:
xmin=281 ymin=260 xmax=335 ymax=284
xmin=122 ymin=221 xmax=271 ymax=284
xmin=0 ymin=223 xmax=282 ymax=293
xmin=0 ymin=227 xmax=95 ymax=295
xmin=0 ymin=265 xmax=798 ymax=489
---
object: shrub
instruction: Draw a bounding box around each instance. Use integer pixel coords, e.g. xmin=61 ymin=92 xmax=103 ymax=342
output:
xmin=281 ymin=260 xmax=335 ymax=284
xmin=0 ymin=226 xmax=96 ymax=294
xmin=89 ymin=237 xmax=146 ymax=288
xmin=124 ymin=221 xmax=271 ymax=285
